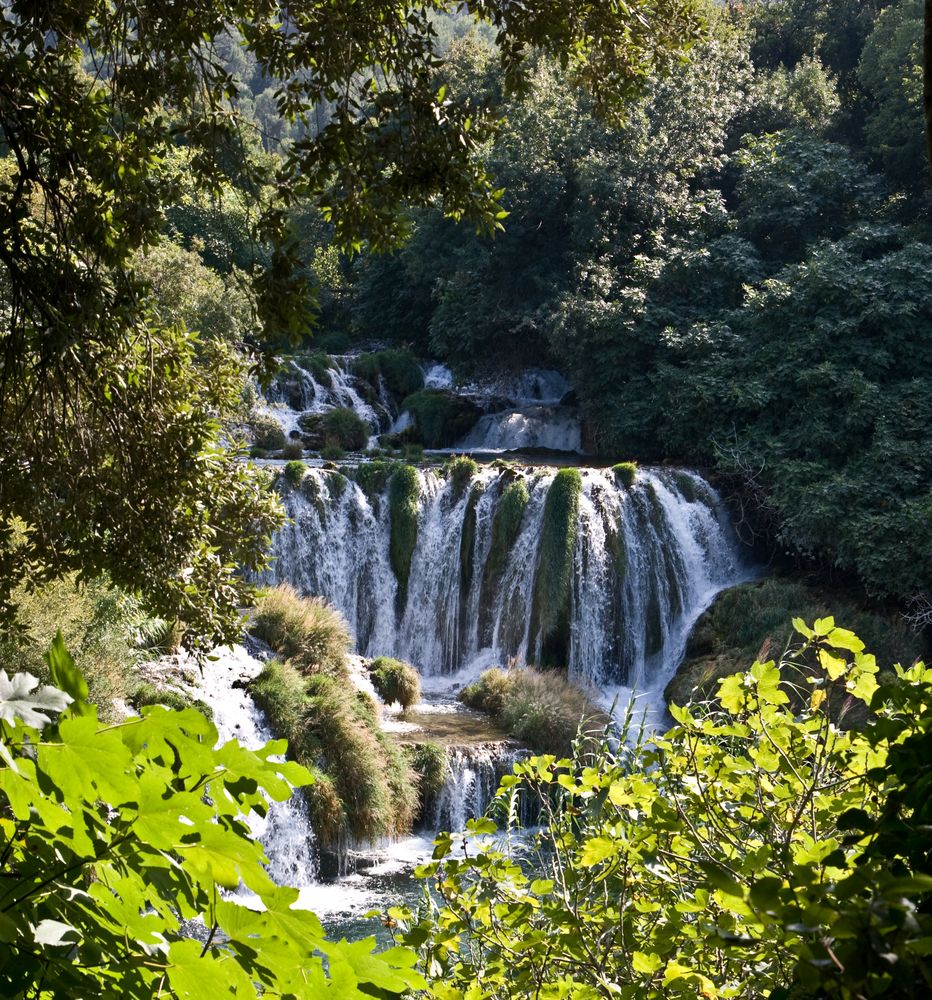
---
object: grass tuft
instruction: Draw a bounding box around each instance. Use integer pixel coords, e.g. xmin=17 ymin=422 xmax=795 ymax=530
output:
xmin=445 ymin=455 xmax=479 ymax=500
xmin=460 ymin=666 xmax=605 ymax=757
xmin=251 ymin=584 xmax=352 ymax=675
xmin=612 ymin=462 xmax=637 ymax=488
xmin=369 ymin=656 xmax=421 ymax=710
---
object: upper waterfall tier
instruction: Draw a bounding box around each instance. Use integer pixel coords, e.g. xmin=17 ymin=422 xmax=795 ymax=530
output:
xmin=262 ymin=463 xmax=749 ymax=690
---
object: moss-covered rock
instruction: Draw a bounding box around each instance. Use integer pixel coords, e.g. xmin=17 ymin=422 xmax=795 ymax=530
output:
xmin=478 ymin=479 xmax=530 ymax=642
xmin=389 ymin=465 xmax=421 ymax=612
xmin=612 ymin=462 xmax=637 ymax=488
xmin=352 ymin=349 xmax=424 ymax=402
xmin=400 ymin=390 xmax=482 ymax=448
xmin=445 ymin=455 xmax=479 ymax=501
xmin=299 ymin=407 xmax=368 ymax=451
xmin=665 ymin=576 xmax=928 ymax=709
xmin=529 ymin=468 xmax=582 ymax=667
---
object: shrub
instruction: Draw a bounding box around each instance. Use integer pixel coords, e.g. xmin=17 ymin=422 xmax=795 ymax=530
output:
xmin=403 ymin=443 xmax=425 ymax=463
xmin=612 ymin=461 xmax=637 ymax=488
xmin=251 ymin=584 xmax=352 ymax=675
xmin=389 ymin=465 xmax=421 ymax=610
xmin=351 ymin=459 xmax=403 ymax=498
xmin=282 ymin=459 xmax=307 ymax=487
xmin=321 ymin=444 xmax=345 ymax=460
xmin=400 ymin=389 xmax=482 ymax=448
xmin=321 ymin=406 xmax=369 ymax=450
xmin=249 ymin=445 xmax=268 ymax=459
xmin=369 ymin=656 xmax=421 ymax=709
xmin=249 ymin=413 xmax=286 ymax=451
xmin=281 ymin=439 xmax=304 ymax=460
xmin=529 ymin=468 xmax=582 ymax=666
xmin=460 ymin=666 xmax=603 ymax=757
xmin=411 ymin=622 xmax=932 ymax=1000
xmin=445 ymin=455 xmax=479 ymax=499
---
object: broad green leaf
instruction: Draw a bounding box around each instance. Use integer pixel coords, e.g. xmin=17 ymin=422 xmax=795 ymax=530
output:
xmin=580 ymin=836 xmax=618 ymax=867
xmin=44 ymin=632 xmax=90 ymax=713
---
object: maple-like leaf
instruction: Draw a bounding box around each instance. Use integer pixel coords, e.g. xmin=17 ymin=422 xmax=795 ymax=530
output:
xmin=0 ymin=671 xmax=72 ymax=729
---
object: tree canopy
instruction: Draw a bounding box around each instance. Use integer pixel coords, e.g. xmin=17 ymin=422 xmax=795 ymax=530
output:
xmin=0 ymin=0 xmax=705 ymax=648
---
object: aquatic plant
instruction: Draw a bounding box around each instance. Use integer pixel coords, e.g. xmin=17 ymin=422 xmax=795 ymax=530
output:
xmin=282 ymin=460 xmax=307 ymax=487
xmin=445 ymin=455 xmax=479 ymax=500
xmin=612 ymin=461 xmax=637 ymax=488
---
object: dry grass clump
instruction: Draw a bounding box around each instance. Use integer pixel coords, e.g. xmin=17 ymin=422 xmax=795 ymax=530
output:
xmin=461 ymin=666 xmax=605 ymax=757
xmin=251 ymin=584 xmax=351 ymax=675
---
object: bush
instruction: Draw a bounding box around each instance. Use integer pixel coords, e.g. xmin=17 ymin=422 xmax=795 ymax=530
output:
xmin=321 ymin=444 xmax=345 ymax=460
xmin=389 ymin=465 xmax=421 ymax=610
xmin=321 ymin=406 xmax=369 ymax=451
xmin=251 ymin=659 xmax=419 ymax=845
xmin=292 ymin=350 xmax=334 ymax=383
xmin=282 ymin=459 xmax=307 ymax=487
xmin=369 ymin=656 xmax=421 ymax=709
xmin=612 ymin=461 xmax=637 ymax=488
xmin=460 ymin=666 xmax=604 ymax=757
xmin=529 ymin=468 xmax=582 ymax=666
xmin=402 ymin=442 xmax=425 ymax=463
xmin=249 ymin=413 xmax=286 ymax=451
xmin=282 ymin=439 xmax=304 ymax=460
xmin=412 ymin=622 xmax=932 ymax=1000
xmin=351 ymin=459 xmax=403 ymax=497
xmin=251 ymin=584 xmax=352 ymax=675
xmin=400 ymin=389 xmax=482 ymax=448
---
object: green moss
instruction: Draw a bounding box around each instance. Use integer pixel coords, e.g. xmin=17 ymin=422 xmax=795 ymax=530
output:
xmin=326 ymin=471 xmax=348 ymax=500
xmin=389 ymin=465 xmax=421 ymax=612
xmin=251 ymin=658 xmax=418 ymax=846
xmin=459 ymin=485 xmax=483 ymax=609
xmin=353 ymin=349 xmax=424 ymax=401
xmin=369 ymin=656 xmax=421 ymax=709
xmin=612 ymin=462 xmax=637 ymax=489
xmin=292 ymin=351 xmax=334 ymax=384
xmin=460 ymin=666 xmax=604 ymax=757
xmin=530 ymin=469 xmax=582 ymax=667
xmin=400 ymin=390 xmax=482 ymax=448
xmin=479 ymin=480 xmax=530 ymax=632
xmin=251 ymin=584 xmax=352 ymax=675
xmin=350 ymin=459 xmax=403 ymax=498
xmin=664 ymin=576 xmax=929 ymax=709
xmin=445 ymin=455 xmax=479 ymax=500
xmin=129 ymin=682 xmax=213 ymax=721
xmin=282 ymin=460 xmax=307 ymax=488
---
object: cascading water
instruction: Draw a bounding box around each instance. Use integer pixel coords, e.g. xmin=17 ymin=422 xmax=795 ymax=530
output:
xmin=263 ymin=464 xmax=749 ymax=698
xmin=264 ymin=356 xmax=394 ymax=439
xmin=188 ymin=645 xmax=319 ymax=888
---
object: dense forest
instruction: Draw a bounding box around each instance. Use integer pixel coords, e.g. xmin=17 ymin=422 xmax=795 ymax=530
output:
xmin=1 ymin=0 xmax=931 ymax=998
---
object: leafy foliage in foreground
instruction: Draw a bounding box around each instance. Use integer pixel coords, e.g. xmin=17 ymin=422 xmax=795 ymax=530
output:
xmin=401 ymin=620 xmax=932 ymax=998
xmin=0 ymin=637 xmax=422 ymax=998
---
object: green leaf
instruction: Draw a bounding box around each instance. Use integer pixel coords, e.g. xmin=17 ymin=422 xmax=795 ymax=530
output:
xmin=44 ymin=632 xmax=90 ymax=712
xmin=580 ymin=836 xmax=618 ymax=867
xmin=632 ymin=951 xmax=663 ymax=975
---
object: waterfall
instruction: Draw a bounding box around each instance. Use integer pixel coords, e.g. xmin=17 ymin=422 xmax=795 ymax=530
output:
xmin=426 ymin=744 xmax=540 ymax=832
xmin=264 ymin=465 xmax=748 ymax=690
xmin=264 ymin=356 xmax=394 ymax=438
xmin=454 ymin=405 xmax=582 ymax=453
xmin=189 ymin=645 xmax=319 ymax=887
